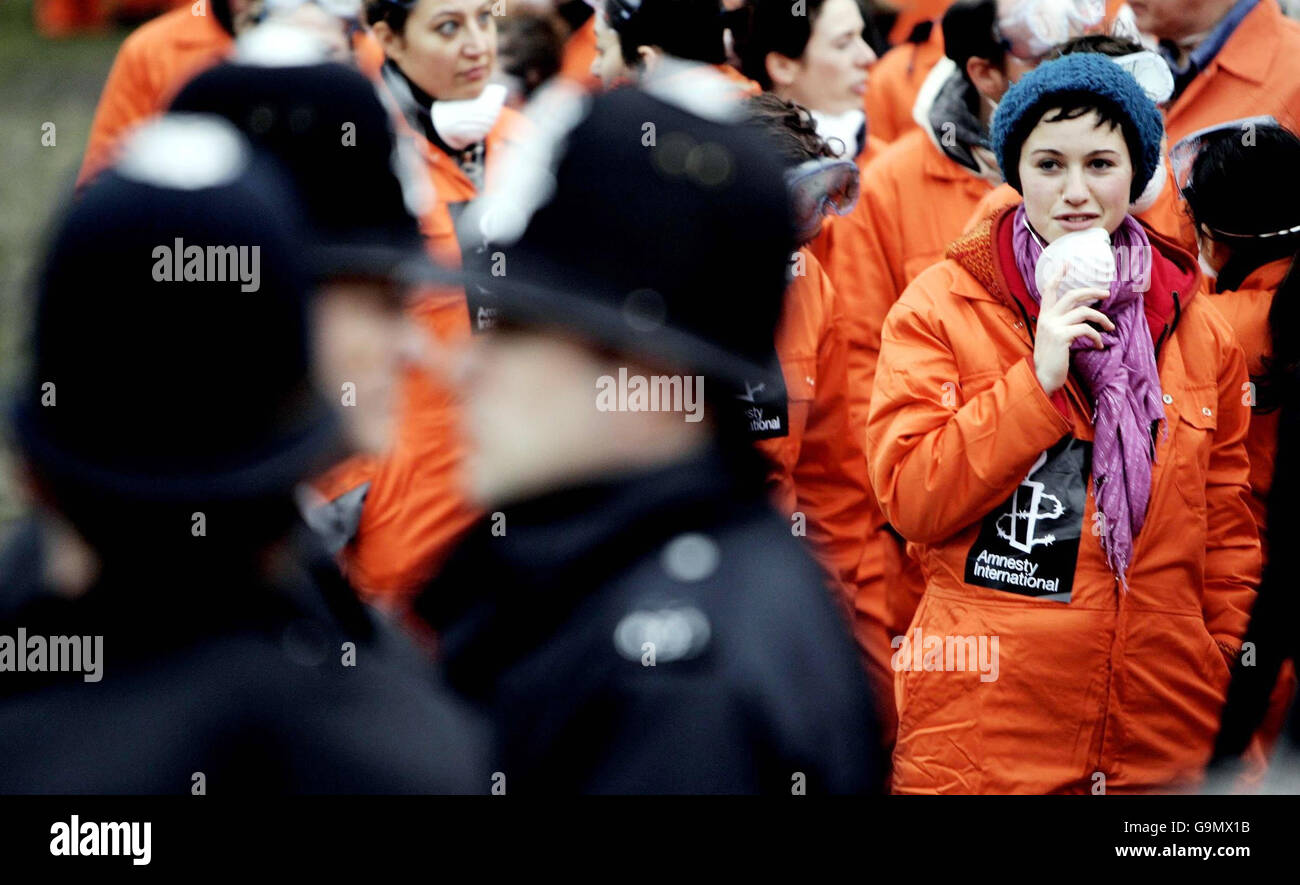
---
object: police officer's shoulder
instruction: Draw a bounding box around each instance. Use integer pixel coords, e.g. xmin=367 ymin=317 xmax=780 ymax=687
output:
xmin=602 ymin=508 xmax=836 ymax=672
xmin=168 ymin=603 xmax=489 ymax=793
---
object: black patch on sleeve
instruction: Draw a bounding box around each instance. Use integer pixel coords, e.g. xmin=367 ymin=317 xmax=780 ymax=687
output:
xmin=450 ymin=199 xmax=500 ymax=333
xmin=735 ymin=359 xmax=790 ymax=441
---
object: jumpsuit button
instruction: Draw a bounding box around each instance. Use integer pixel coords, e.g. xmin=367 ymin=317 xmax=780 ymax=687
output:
xmin=1162 ymin=394 xmax=1173 ymax=404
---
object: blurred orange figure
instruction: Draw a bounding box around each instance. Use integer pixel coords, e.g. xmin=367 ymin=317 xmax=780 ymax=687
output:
xmin=35 ymin=0 xmax=188 ymax=38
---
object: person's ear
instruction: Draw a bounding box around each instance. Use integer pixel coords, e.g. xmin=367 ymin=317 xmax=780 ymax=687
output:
xmin=371 ymin=19 xmax=405 ymax=61
xmin=637 ymin=44 xmax=661 ymax=73
xmin=765 ymin=51 xmax=801 ymax=91
xmin=966 ymin=56 xmax=1010 ymax=102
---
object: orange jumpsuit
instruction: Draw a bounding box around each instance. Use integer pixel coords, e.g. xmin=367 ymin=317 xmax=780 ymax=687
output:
xmin=869 ymin=206 xmax=1259 ymax=792
xmin=761 ymin=249 xmax=896 ymax=739
xmin=818 ymin=127 xmax=995 ymax=643
xmin=337 ymin=106 xmax=529 ymax=603
xmin=1162 ymin=0 xmax=1300 ymax=145
xmin=863 ymin=23 xmax=944 ymax=145
xmin=1206 ymin=257 xmax=1296 ymax=754
xmin=77 ymin=6 xmax=232 ymax=186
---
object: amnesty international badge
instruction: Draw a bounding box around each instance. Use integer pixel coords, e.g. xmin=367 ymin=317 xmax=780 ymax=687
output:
xmin=964 ymin=436 xmax=1091 ymax=603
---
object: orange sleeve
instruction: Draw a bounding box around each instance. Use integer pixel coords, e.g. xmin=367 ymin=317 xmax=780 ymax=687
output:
xmin=818 ymin=156 xmax=908 ymax=433
xmin=782 ymin=259 xmax=900 ymax=729
xmin=758 ymin=253 xmax=823 ymax=519
xmin=78 ymin=32 xmax=160 ymax=187
xmin=866 ymin=278 xmax=1072 ymax=545
xmin=1201 ymin=329 xmax=1261 ymax=656
xmin=863 ymin=46 xmax=917 ymax=145
xmin=787 ymin=262 xmax=870 ymax=600
xmin=864 ymin=25 xmax=944 ymax=145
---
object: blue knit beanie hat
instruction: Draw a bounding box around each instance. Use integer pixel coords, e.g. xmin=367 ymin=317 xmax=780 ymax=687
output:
xmin=992 ymin=53 xmax=1163 ymax=203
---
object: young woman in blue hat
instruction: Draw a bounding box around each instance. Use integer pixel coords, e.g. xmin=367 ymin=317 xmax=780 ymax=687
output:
xmin=864 ymin=52 xmax=1260 ymax=793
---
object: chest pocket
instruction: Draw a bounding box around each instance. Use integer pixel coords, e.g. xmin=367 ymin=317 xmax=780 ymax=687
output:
xmin=1170 ymin=383 xmax=1218 ymax=512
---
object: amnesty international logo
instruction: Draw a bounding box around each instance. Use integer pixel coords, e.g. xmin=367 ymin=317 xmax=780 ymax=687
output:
xmin=995 ymin=451 xmax=1066 ymax=553
xmin=965 ymin=438 xmax=1090 ymax=602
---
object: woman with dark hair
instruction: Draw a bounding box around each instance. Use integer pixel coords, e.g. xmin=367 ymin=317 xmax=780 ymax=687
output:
xmin=365 ymin=0 xmax=528 ymax=262
xmin=495 ymin=7 xmax=568 ymax=106
xmin=588 ymin=0 xmax=758 ymax=92
xmin=739 ymin=0 xmax=880 ymax=165
xmin=333 ymin=0 xmax=531 ymax=605
xmin=866 ymin=53 xmax=1260 ymax=792
xmin=1184 ymin=122 xmax=1300 ymax=549
xmin=1182 ymin=122 xmax=1300 ymax=770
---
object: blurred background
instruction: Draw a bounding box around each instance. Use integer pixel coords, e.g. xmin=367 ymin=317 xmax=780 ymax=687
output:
xmin=0 ymin=0 xmax=917 ymax=531
xmin=0 ymin=0 xmax=130 ymax=528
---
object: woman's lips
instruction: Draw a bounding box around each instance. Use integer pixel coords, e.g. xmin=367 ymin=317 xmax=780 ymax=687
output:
xmin=1054 ymin=213 xmax=1100 ymax=231
xmin=460 ymin=66 xmax=489 ymax=81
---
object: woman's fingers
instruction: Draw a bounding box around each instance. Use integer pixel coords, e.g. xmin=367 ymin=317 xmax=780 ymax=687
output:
xmin=1062 ymin=323 xmax=1106 ymax=350
xmin=1049 ymin=287 xmax=1110 ymax=313
xmin=1041 ymin=262 xmax=1068 ymax=311
xmin=1058 ymin=306 xmax=1116 ymax=331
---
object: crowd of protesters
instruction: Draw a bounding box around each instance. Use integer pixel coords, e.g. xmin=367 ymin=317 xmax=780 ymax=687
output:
xmin=3 ymin=0 xmax=1300 ymax=794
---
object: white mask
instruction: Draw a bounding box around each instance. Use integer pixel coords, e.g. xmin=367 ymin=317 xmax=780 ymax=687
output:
xmin=431 ymin=83 xmax=508 ymax=151
xmin=1035 ymin=225 xmax=1116 ymax=295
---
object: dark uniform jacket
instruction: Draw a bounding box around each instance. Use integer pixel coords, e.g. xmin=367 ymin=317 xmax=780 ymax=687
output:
xmin=0 ymin=521 xmax=489 ymax=794
xmin=416 ymin=448 xmax=882 ymax=794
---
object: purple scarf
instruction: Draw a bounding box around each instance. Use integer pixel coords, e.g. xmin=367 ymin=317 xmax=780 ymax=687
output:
xmin=1010 ymin=205 xmax=1166 ymax=586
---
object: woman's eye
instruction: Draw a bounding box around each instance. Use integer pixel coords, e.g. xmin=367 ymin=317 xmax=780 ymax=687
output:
xmin=1037 ymin=159 xmax=1059 ymax=171
xmin=1090 ymin=159 xmax=1116 ymax=170
xmin=436 ymin=20 xmax=458 ymax=36
xmin=478 ymin=10 xmax=492 ymax=25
